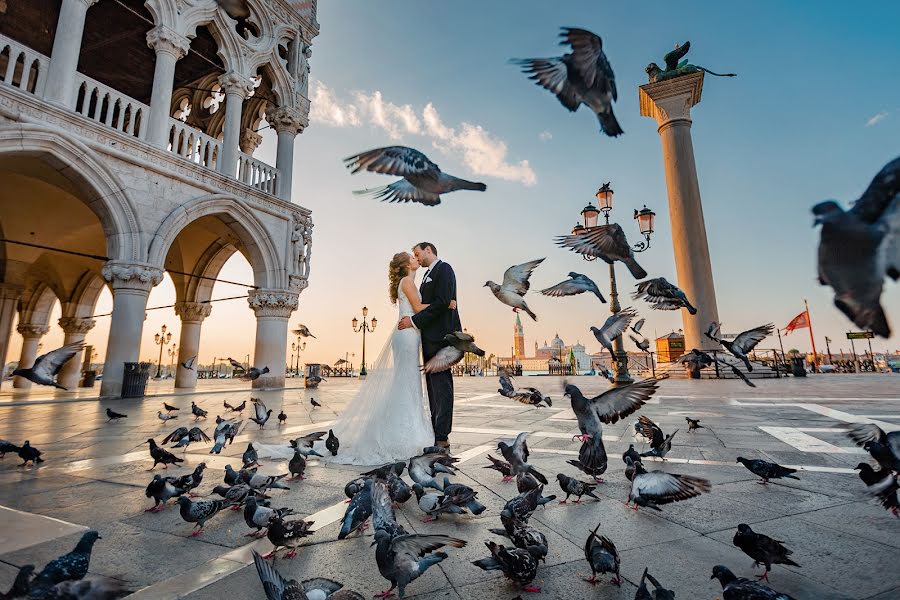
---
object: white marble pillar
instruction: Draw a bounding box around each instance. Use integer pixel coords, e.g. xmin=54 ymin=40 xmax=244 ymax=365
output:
xmin=43 ymin=0 xmax=97 ymax=107
xmin=99 ymin=262 xmax=163 ymax=397
xmin=217 ymin=72 xmax=255 ymax=178
xmin=266 ymin=107 xmax=305 ymax=201
xmin=0 ymin=284 xmax=22 ymax=389
xmin=247 ymin=289 xmax=298 ymax=389
xmin=13 ymin=324 xmax=49 ymax=389
xmin=173 ymin=301 xmax=211 ymax=389
xmin=639 ymin=72 xmax=719 ymax=351
xmin=145 ymin=26 xmax=191 ymax=148
xmin=57 ymin=317 xmax=96 ymax=390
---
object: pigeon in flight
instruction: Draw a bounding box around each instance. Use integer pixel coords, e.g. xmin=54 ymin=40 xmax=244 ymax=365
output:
xmin=345 ymin=145 xmax=486 ymax=207
xmin=630 ymin=334 xmax=650 ymax=353
xmin=677 ymin=348 xmax=757 ymax=387
xmin=711 ymin=565 xmax=797 ymax=600
xmin=813 ymin=156 xmax=898 ymax=337
xmin=227 ymin=357 xmax=246 ymax=372
xmin=627 ymin=461 xmax=711 ymax=510
xmin=556 ymin=224 xmax=647 ymax=278
xmin=497 ymin=432 xmax=548 ymax=485
xmin=591 ymin=307 xmax=638 ymax=359
xmin=582 ymin=522 xmax=622 ymax=586
xmin=637 ymin=415 xmax=677 ymax=460
xmin=705 ymin=322 xmax=774 ymax=372
xmin=12 ymin=341 xmax=84 ymax=389
xmin=224 ymin=399 xmax=245 ymax=412
xmin=854 ymin=463 xmax=900 ymax=516
xmin=736 ymin=457 xmax=799 ymax=484
xmin=105 ymin=408 xmax=127 ymax=422
xmin=241 ymin=366 xmax=270 ymax=382
xmin=164 ymin=426 xmax=211 ymax=450
xmin=733 ymin=523 xmax=800 ymax=582
xmin=293 ymin=324 xmax=316 ymax=338
xmin=540 ymin=272 xmax=606 ymax=303
xmin=846 ymin=423 xmax=900 ymax=472
xmin=422 ymin=331 xmax=485 ymax=373
xmin=485 ymin=259 xmax=545 ymax=321
xmin=498 ymin=370 xmax=516 ymax=398
xmin=512 ymin=27 xmax=622 ymax=137
xmin=633 ymin=277 xmax=697 ymax=314
xmin=181 ymin=355 xmax=196 ymax=370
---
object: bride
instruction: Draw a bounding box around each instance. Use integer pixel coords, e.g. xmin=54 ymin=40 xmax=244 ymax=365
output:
xmin=328 ymin=251 xmax=455 ymax=465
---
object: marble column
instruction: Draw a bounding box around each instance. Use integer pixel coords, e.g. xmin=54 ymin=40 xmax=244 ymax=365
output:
xmin=145 ymin=26 xmax=191 ymax=148
xmin=173 ymin=301 xmax=211 ymax=389
xmin=217 ymin=72 xmax=255 ymax=178
xmin=0 ymin=284 xmax=22 ymax=389
xmin=43 ymin=0 xmax=97 ymax=107
xmin=99 ymin=262 xmax=163 ymax=398
xmin=57 ymin=317 xmax=96 ymax=390
xmin=266 ymin=107 xmax=305 ymax=201
xmin=13 ymin=324 xmax=49 ymax=389
xmin=247 ymin=289 xmax=298 ymax=389
xmin=639 ymin=72 xmax=719 ymax=351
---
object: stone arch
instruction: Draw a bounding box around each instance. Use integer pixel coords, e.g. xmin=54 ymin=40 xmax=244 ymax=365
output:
xmin=147 ymin=194 xmax=282 ymax=290
xmin=183 ymin=240 xmax=237 ymax=304
xmin=0 ymin=123 xmax=141 ymax=262
xmin=67 ymin=271 xmax=107 ymax=318
xmin=18 ymin=282 xmax=58 ymax=328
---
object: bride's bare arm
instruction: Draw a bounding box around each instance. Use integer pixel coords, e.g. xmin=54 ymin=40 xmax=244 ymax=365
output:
xmin=401 ymin=277 xmax=457 ymax=312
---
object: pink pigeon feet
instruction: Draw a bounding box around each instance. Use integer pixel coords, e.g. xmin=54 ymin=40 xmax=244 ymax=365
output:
xmin=230 ymin=505 xmax=242 ymax=511
xmin=502 ymin=476 xmax=513 ymax=483
xmin=261 ymin=550 xmax=277 ymax=559
xmin=422 ymin=516 xmax=437 ymax=523
xmin=610 ymin=576 xmax=623 ymax=586
xmin=284 ymin=548 xmax=298 ymax=559
xmin=521 ymin=585 xmax=542 ymax=593
xmin=583 ymin=575 xmax=599 ymax=585
xmin=190 ymin=528 xmax=204 ymax=537
xmin=145 ymin=505 xmax=164 ymax=513
xmin=756 ymin=571 xmax=771 ymax=582
xmin=374 ymin=589 xmax=395 ymax=598
xmin=756 ymin=480 xmax=769 ymax=485
xmin=593 ymin=476 xmax=605 ymax=483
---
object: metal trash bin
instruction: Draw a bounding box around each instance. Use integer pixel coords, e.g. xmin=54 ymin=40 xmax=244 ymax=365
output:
xmin=81 ymin=370 xmax=97 ymax=388
xmin=791 ymin=357 xmax=807 ymax=377
xmin=121 ymin=362 xmax=152 ymax=398
xmin=305 ymin=363 xmax=322 ymax=388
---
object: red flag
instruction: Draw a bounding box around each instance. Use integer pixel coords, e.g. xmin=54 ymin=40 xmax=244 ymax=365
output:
xmin=784 ymin=311 xmax=809 ymax=334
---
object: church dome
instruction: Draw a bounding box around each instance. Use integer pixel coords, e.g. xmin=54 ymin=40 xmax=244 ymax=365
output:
xmin=551 ymin=333 xmax=565 ymax=348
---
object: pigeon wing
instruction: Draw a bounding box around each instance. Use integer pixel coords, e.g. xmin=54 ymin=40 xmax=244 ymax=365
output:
xmin=371 ymin=480 xmax=398 ymax=534
xmin=556 ymin=224 xmax=628 ymax=261
xmin=356 ymin=179 xmax=441 ymax=206
xmin=31 ymin=342 xmax=84 ymax=379
xmin=599 ymin=308 xmax=636 ymax=341
xmin=590 ymin=378 xmax=658 ymax=424
xmin=540 ymin=278 xmax=588 ymax=297
xmin=512 ymin=57 xmax=581 ymax=112
xmin=663 ymin=41 xmax=690 ymax=72
xmin=732 ymin=324 xmax=774 ymax=354
xmin=560 ymin=27 xmax=616 ymax=99
xmin=392 ymin=534 xmax=465 ymax=558
xmin=632 ymin=318 xmax=646 ymax=334
xmin=634 ymin=471 xmax=710 ymax=505
xmin=847 ymin=423 xmax=888 ymax=446
xmin=501 ymin=259 xmax=545 ymax=295
xmin=638 ymin=415 xmax=664 ymax=446
xmin=344 ymin=146 xmax=440 ymax=177
xmin=252 ymin=550 xmax=298 ymax=600
xmin=423 ymin=346 xmax=463 ymax=373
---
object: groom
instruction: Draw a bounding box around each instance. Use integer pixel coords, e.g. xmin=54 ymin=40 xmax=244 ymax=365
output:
xmin=398 ymin=242 xmax=461 ymax=449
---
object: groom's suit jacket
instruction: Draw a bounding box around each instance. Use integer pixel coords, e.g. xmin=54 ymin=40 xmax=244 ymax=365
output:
xmin=412 ymin=260 xmax=462 ymax=354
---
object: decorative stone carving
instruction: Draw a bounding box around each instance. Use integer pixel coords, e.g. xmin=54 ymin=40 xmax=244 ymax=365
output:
xmin=239 ymin=128 xmax=264 ymax=153
xmin=288 ymin=274 xmax=307 ymax=291
xmin=16 ymin=323 xmax=49 ymax=338
xmin=58 ymin=317 xmax=96 ymax=335
xmin=146 ymin=26 xmax=191 ymax=60
xmin=247 ymin=289 xmax=298 ymax=318
xmin=174 ymin=301 xmax=213 ymax=322
xmin=639 ymin=71 xmax=704 ymax=129
xmin=218 ymin=72 xmax=256 ymax=99
xmin=102 ymin=262 xmax=165 ymax=292
xmin=297 ymin=41 xmax=312 ymax=97
xmin=266 ymin=106 xmax=304 ymax=135
xmin=290 ymin=213 xmax=313 ymax=278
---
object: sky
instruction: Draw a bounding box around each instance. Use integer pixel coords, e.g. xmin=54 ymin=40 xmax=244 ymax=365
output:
xmin=8 ymin=1 xmax=900 ymax=369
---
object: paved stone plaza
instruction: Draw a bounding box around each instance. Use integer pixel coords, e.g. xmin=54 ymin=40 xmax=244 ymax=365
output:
xmin=1 ymin=375 xmax=899 ymax=599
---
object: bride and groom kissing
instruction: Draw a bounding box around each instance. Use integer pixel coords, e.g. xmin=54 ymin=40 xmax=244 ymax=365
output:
xmin=330 ymin=242 xmax=462 ymax=465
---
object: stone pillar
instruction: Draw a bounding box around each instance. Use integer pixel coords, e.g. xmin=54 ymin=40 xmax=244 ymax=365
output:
xmin=266 ymin=107 xmax=305 ymax=201
xmin=173 ymin=301 xmax=211 ymax=389
xmin=43 ymin=0 xmax=97 ymax=107
xmin=146 ymin=26 xmax=191 ymax=148
xmin=99 ymin=262 xmax=163 ymax=397
xmin=217 ymin=72 xmax=255 ymax=178
xmin=247 ymin=289 xmax=298 ymax=389
xmin=0 ymin=284 xmax=22 ymax=389
xmin=639 ymin=72 xmax=719 ymax=351
xmin=13 ymin=324 xmax=49 ymax=389
xmin=56 ymin=317 xmax=96 ymax=390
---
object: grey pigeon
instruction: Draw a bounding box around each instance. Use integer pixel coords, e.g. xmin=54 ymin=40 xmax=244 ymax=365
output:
xmin=484 ymin=454 xmax=514 ymax=482
xmin=290 ymin=431 xmax=326 ymax=457
xmin=623 ymin=456 xmax=641 ymax=482
xmin=338 ymin=478 xmax=372 ymax=539
xmin=623 ymin=444 xmax=641 ymax=465
xmin=43 ymin=577 xmax=129 ymax=599
xmin=423 ymin=331 xmax=486 ymax=373
xmin=180 ymin=355 xmax=196 ymax=370
xmin=634 ymin=567 xmax=675 ymax=600
xmin=177 ymin=496 xmax=228 ymax=536
xmin=263 ymin=515 xmax=314 ymax=559
xmin=288 ymin=449 xmax=307 ymax=480
xmin=498 ymin=432 xmax=547 ymax=484
xmin=240 ymin=366 xmax=270 ymax=382
xmin=164 ymin=426 xmax=211 ymax=450
xmin=627 ymin=462 xmax=710 ymax=510
xmin=408 ymin=452 xmax=457 ymax=490
xmin=388 ymin=473 xmax=412 ymax=506
xmin=813 ymin=156 xmax=899 ymax=337
xmin=361 ymin=462 xmax=406 ymax=480
xmin=211 ymin=483 xmax=267 ymax=509
xmin=705 ymin=322 xmax=773 ymax=372
xmin=630 ymin=334 xmax=650 ymax=352
xmin=243 ymin=495 xmax=294 ymax=537
xmin=344 ymin=477 xmax=368 ymax=500
xmin=488 ymin=511 xmax=548 ymax=563
xmin=736 ymin=457 xmax=799 ymax=484
xmin=638 ymin=415 xmax=677 ymax=460
xmin=678 ymin=348 xmax=756 ymax=388
xmin=846 ymin=423 xmax=900 ymax=472
xmin=484 ymin=259 xmax=545 ymax=321
xmin=210 ymin=419 xmax=241 ymax=454
xmin=157 ymin=410 xmax=178 ymax=422
xmin=633 ymin=277 xmax=697 ymax=314
xmin=498 ymin=372 xmax=516 ymax=398
xmin=583 ymin=522 xmax=621 ymax=586
xmin=345 ymin=145 xmax=486 ymax=207
xmin=472 ymin=540 xmax=540 ymax=593
xmin=556 ymin=473 xmax=599 ymax=503
xmin=224 ymin=464 xmax=242 ymax=486
xmin=325 ymin=429 xmax=339 ymax=456
xmin=557 ymin=224 xmax=647 ymax=278
xmin=512 ymin=27 xmax=623 ymax=137
xmin=144 ymin=475 xmax=186 ymax=512
xmin=250 ymin=398 xmax=272 ymax=428
xmin=1 ymin=439 xmax=21 ymax=459
xmin=245 ymin=472 xmax=290 ymax=491
xmin=294 ymin=324 xmax=316 ymax=338
xmin=27 ymin=530 xmax=101 ymax=597
xmin=251 ymin=549 xmax=308 ymax=600
xmin=105 ymin=408 xmax=126 ymax=422
xmin=854 ymin=463 xmax=900 ymax=516
xmin=190 ymin=401 xmax=208 ymax=419
xmin=17 ymin=440 xmax=44 ymax=467
xmin=146 ymin=438 xmax=183 ymax=470
xmin=503 ymin=486 xmax=556 ymax=522
xmin=591 ymin=307 xmax=639 ymax=359
xmin=508 ymin=387 xmax=552 ymax=408
xmin=540 ymin=272 xmax=606 ymax=303
xmin=371 ymin=480 xmax=407 ymax=538
xmin=242 ymin=443 xmax=260 ymax=468
xmin=12 ymin=342 xmax=83 ymax=389
xmin=733 ymin=523 xmax=800 ymax=582
xmin=375 ymin=531 xmax=466 ymax=598
xmin=711 ymin=565 xmax=796 ymax=600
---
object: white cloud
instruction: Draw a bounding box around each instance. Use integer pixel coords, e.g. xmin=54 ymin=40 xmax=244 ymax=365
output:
xmin=538 ymin=130 xmax=552 ymax=142
xmin=309 ymin=81 xmax=536 ymax=186
xmin=865 ymin=111 xmax=888 ymax=127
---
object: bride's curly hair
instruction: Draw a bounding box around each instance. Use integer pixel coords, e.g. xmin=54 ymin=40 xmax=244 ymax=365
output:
xmin=389 ymin=252 xmax=410 ymax=304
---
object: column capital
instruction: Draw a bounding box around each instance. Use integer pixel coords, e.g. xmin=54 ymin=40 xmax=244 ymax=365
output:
xmin=266 ymin=106 xmax=305 ymax=135
xmin=240 ymin=128 xmax=264 ymax=154
xmin=72 ymin=0 xmax=100 ymax=9
xmin=58 ymin=317 xmax=96 ymax=335
xmin=174 ymin=301 xmax=213 ymax=322
xmin=102 ymin=261 xmax=164 ymax=292
xmin=247 ymin=289 xmax=299 ymax=318
xmin=17 ymin=323 xmax=49 ymax=338
xmin=146 ymin=26 xmax=191 ymax=60
xmin=218 ymin=72 xmax=256 ymax=98
xmin=639 ymin=71 xmax=704 ymax=129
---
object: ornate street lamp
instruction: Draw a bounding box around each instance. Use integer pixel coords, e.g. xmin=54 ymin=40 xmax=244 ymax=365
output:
xmin=153 ymin=324 xmax=172 ymax=378
xmin=352 ymin=306 xmax=377 ymax=377
xmin=167 ymin=343 xmax=178 ymax=378
xmin=292 ymin=340 xmax=306 ymax=376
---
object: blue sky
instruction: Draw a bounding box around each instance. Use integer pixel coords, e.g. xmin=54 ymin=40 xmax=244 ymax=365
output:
xmin=11 ymin=1 xmax=899 ymax=367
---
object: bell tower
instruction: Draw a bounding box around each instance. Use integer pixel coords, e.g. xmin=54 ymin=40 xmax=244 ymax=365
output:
xmin=513 ymin=313 xmax=525 ymax=359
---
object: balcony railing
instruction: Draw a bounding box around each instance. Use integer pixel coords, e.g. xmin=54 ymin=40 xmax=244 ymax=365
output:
xmin=0 ymin=36 xmax=48 ymax=96
xmin=238 ymin=152 xmax=278 ymax=194
xmin=74 ymin=73 xmax=149 ymax=140
xmin=168 ymin=117 xmax=221 ymax=170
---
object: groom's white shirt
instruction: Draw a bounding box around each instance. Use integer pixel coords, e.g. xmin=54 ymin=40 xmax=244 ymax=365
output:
xmin=410 ymin=259 xmax=441 ymax=330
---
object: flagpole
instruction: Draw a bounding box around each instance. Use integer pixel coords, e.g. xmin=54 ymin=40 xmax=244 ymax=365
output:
xmin=804 ymin=299 xmax=818 ymax=372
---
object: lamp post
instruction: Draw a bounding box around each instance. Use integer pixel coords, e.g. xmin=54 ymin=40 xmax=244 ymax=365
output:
xmin=572 ymin=182 xmax=655 ymax=385
xmin=167 ymin=343 xmax=178 ymax=378
xmin=352 ymin=306 xmax=377 ymax=377
xmin=292 ymin=341 xmax=306 ymax=376
xmin=153 ymin=324 xmax=172 ymax=378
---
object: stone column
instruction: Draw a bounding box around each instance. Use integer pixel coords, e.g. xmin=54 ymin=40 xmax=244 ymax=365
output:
xmin=639 ymin=72 xmax=719 ymax=351
xmin=266 ymin=107 xmax=305 ymax=201
xmin=217 ymin=72 xmax=255 ymax=178
xmin=146 ymin=26 xmax=191 ymax=148
xmin=0 ymin=284 xmax=22 ymax=389
xmin=43 ymin=0 xmax=97 ymax=107
xmin=247 ymin=289 xmax=298 ymax=389
xmin=99 ymin=262 xmax=163 ymax=397
xmin=57 ymin=317 xmax=96 ymax=390
xmin=173 ymin=301 xmax=211 ymax=389
xmin=13 ymin=324 xmax=49 ymax=389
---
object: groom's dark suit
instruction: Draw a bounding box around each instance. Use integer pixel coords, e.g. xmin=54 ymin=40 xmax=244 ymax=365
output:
xmin=411 ymin=259 xmax=461 ymax=443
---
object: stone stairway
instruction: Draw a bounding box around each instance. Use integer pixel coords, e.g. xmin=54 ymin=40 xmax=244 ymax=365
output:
xmin=653 ymin=359 xmax=784 ymax=381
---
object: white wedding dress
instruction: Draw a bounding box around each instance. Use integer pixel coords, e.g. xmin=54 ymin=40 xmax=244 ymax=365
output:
xmin=328 ymin=284 xmax=434 ymax=465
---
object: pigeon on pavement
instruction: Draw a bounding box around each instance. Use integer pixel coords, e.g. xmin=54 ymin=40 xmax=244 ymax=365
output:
xmin=705 ymin=322 xmax=774 ymax=372
xmin=733 ymin=523 xmax=800 ymax=582
xmin=488 ymin=511 xmax=548 ymax=563
xmin=472 ymin=540 xmax=540 ymax=593
xmin=498 ymin=432 xmax=547 ymax=485
xmin=277 ymin=410 xmax=287 ymax=425
xmin=711 ymin=565 xmax=797 ymax=600
xmin=243 ymin=495 xmax=294 ymax=537
xmin=484 ymin=259 xmax=545 ymax=321
xmin=557 ymin=223 xmax=647 ymax=278
xmin=27 ymin=530 xmax=101 ymax=597
xmin=263 ymin=515 xmax=314 ymax=559
xmin=173 ymin=462 xmax=207 ymax=497
xmin=484 ymin=454 xmax=514 ymax=482
xmin=503 ymin=486 xmax=556 ymax=522
xmin=632 ymin=277 xmax=697 ymax=314
xmin=17 ymin=441 xmax=44 ymax=467
xmin=591 ymin=308 xmax=639 ymax=360
xmin=512 ymin=27 xmax=623 ymax=137
xmin=242 ymin=443 xmax=261 ymax=468
xmin=177 ymin=497 xmax=229 ymax=537
xmin=210 ymin=419 xmax=241 ymax=454
xmin=376 ymin=532 xmax=466 ymax=598
xmin=105 ymin=408 xmax=126 ymax=422
xmin=686 ymin=417 xmax=704 ymax=432
xmin=540 ymin=272 xmax=606 ymax=303
xmin=310 ymin=397 xmax=322 ymax=408
xmin=623 ymin=444 xmax=641 ymax=465
xmin=736 ymin=457 xmax=799 ymax=484
xmin=250 ymin=398 xmax=273 ymax=429
xmin=326 ymin=429 xmax=339 ymax=456
xmin=163 ymin=402 xmax=179 ymax=413
xmin=158 ymin=410 xmax=178 ymax=422
xmin=0 ymin=439 xmax=20 ymax=459
xmin=583 ymin=522 xmax=621 ymax=586
xmin=339 ymin=478 xmax=372 ymax=539
xmin=146 ymin=438 xmax=184 ymax=470
xmin=623 ymin=456 xmax=641 ymax=482
xmin=556 ymin=473 xmax=599 ymax=503
xmin=290 ymin=431 xmax=326 ymax=457
xmin=846 ymin=423 xmax=900 ymax=472
xmin=190 ymin=402 xmax=208 ymax=419
xmin=627 ymin=462 xmax=711 ymax=510
xmin=408 ymin=452 xmax=457 ymax=491
xmin=145 ymin=475 xmax=186 ymax=512
xmin=252 ymin=550 xmax=362 ymax=600
xmin=12 ymin=342 xmax=84 ymax=389
xmin=638 ymin=415 xmax=677 ymax=460
xmin=422 ymin=331 xmax=486 ymax=373
xmin=635 ymin=567 xmax=675 ymax=600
